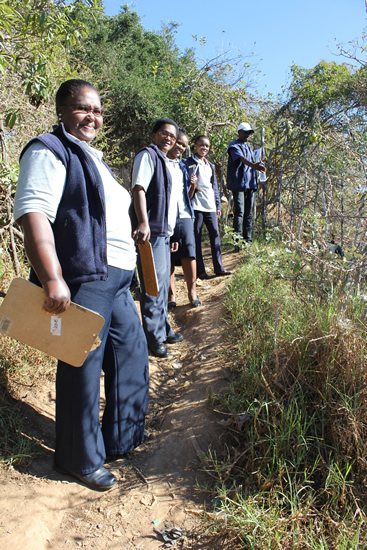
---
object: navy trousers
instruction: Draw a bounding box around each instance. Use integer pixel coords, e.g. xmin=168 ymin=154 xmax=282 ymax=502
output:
xmin=194 ymin=210 xmax=224 ymax=275
xmin=54 ymin=266 xmax=149 ymax=475
xmin=233 ymin=189 xmax=255 ymax=241
xmin=137 ymin=235 xmax=175 ymax=346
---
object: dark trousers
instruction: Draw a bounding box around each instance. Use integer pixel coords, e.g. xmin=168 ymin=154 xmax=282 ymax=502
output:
xmin=54 ymin=266 xmax=149 ymax=475
xmin=233 ymin=189 xmax=255 ymax=241
xmin=194 ymin=210 xmax=224 ymax=275
xmin=137 ymin=235 xmax=175 ymax=345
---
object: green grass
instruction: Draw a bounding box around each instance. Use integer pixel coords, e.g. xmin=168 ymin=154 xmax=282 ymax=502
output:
xmin=204 ymin=238 xmax=367 ymax=548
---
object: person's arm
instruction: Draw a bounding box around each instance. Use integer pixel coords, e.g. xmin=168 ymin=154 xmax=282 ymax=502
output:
xmin=229 ymin=145 xmax=265 ymax=172
xmin=132 ymin=185 xmax=150 ymax=244
xmin=188 ymin=174 xmax=198 ymax=199
xmin=240 ymin=156 xmax=266 ymax=172
xmin=20 ymin=212 xmax=71 ymax=313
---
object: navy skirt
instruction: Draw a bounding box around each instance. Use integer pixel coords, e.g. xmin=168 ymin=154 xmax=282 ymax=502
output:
xmin=171 ymin=217 xmax=196 ymax=265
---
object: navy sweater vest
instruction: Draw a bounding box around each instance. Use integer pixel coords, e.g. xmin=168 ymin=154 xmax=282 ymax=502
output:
xmin=130 ymin=145 xmax=172 ymax=238
xmin=20 ymin=124 xmax=109 ymax=284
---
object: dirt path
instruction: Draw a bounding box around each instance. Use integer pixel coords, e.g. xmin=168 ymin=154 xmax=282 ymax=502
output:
xmin=0 ymin=248 xmax=237 ymax=550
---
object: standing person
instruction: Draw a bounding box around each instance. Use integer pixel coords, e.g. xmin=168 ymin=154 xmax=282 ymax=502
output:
xmin=184 ymin=135 xmax=232 ymax=280
xmin=166 ymin=129 xmax=200 ymax=308
xmin=130 ymin=118 xmax=183 ymax=359
xmin=227 ymin=122 xmax=266 ymax=243
xmin=13 ymin=79 xmax=149 ymax=491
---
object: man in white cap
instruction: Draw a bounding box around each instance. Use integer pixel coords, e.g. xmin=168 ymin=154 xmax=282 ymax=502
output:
xmin=227 ymin=122 xmax=266 ymax=243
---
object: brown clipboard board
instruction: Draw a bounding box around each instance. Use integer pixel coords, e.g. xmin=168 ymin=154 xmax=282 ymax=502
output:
xmin=0 ymin=278 xmax=105 ymax=367
xmin=138 ymin=241 xmax=159 ymax=297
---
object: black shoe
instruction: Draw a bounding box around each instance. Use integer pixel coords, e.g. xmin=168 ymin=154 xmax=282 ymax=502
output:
xmin=198 ymin=273 xmax=211 ymax=280
xmin=149 ymin=342 xmax=170 ymax=358
xmin=168 ymin=301 xmax=177 ymax=310
xmin=215 ymin=270 xmax=233 ymax=277
xmin=166 ymin=333 xmax=184 ymax=344
xmin=191 ymin=299 xmax=201 ymax=308
xmin=54 ymin=465 xmax=117 ymax=491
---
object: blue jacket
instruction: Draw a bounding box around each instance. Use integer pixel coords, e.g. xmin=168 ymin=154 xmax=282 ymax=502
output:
xmin=20 ymin=124 xmax=109 ymax=285
xmin=130 ymin=145 xmax=172 ymax=238
xmin=227 ymin=138 xmax=257 ymax=191
xmin=183 ymin=156 xmax=221 ymax=211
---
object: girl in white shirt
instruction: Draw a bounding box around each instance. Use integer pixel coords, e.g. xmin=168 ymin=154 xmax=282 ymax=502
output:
xmin=184 ymin=135 xmax=232 ymax=279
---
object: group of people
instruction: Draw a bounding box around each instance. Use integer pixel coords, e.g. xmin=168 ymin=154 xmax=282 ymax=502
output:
xmin=13 ymin=79 xmax=265 ymax=492
xmin=130 ymin=122 xmax=234 ymax=360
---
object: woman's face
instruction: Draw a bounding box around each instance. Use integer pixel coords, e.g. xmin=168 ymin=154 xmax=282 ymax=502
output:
xmin=57 ymin=87 xmax=103 ymax=143
xmin=169 ymin=133 xmax=188 ymax=159
xmin=152 ymin=123 xmax=177 ymax=154
xmin=194 ymin=137 xmax=210 ymax=159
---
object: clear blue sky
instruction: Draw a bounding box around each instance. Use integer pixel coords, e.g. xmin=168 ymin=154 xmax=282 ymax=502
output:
xmin=102 ymin=1 xmax=366 ymax=97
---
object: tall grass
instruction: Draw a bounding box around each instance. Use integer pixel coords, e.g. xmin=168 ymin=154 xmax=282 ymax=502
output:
xmin=206 ymin=237 xmax=367 ymax=548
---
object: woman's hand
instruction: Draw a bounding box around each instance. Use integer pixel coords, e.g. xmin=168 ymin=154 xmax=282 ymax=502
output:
xmin=132 ymin=222 xmax=150 ymax=244
xmin=189 ymin=174 xmax=198 ymax=199
xmin=217 ymin=209 xmax=222 ymax=219
xmin=42 ymin=278 xmax=71 ymax=314
xmin=170 ymin=241 xmax=179 ymax=253
xmin=190 ymin=174 xmax=198 ymax=186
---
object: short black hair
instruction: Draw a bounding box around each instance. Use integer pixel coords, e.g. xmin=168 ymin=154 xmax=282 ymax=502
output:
xmin=178 ymin=128 xmax=188 ymax=139
xmin=152 ymin=118 xmax=179 ymax=136
xmin=193 ymin=134 xmax=210 ymax=144
xmin=55 ymin=79 xmax=99 ymax=107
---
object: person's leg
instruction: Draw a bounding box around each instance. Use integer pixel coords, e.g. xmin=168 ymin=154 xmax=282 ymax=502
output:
xmin=54 ymin=268 xmax=122 ymax=475
xmin=194 ymin=211 xmax=206 ymax=276
xmin=168 ymin=262 xmax=176 ymax=304
xmin=243 ymin=189 xmax=255 ymax=241
xmin=203 ymin=211 xmax=225 ymax=274
xmin=181 ymin=257 xmax=198 ymax=302
xmin=102 ymin=268 xmax=149 ymax=456
xmin=232 ymin=190 xmax=244 ymax=236
xmin=163 ymin=237 xmax=177 ymax=340
xmin=137 ymin=236 xmax=171 ymax=345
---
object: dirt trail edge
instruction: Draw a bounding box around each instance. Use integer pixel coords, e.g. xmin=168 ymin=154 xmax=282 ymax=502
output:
xmin=0 ymin=249 xmax=237 ymax=550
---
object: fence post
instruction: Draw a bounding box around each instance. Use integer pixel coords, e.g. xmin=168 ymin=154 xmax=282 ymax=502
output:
xmin=277 ymin=131 xmax=287 ymax=226
xmin=219 ymin=146 xmax=227 ymax=198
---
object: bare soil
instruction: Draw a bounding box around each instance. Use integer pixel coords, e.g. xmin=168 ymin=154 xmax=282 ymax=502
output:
xmin=0 ymin=247 xmax=238 ymax=550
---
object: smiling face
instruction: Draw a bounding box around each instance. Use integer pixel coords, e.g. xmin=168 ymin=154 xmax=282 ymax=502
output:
xmin=152 ymin=123 xmax=177 ymax=154
xmin=167 ymin=132 xmax=188 ymax=159
xmin=57 ymin=87 xmax=103 ymax=143
xmin=193 ymin=137 xmax=210 ymax=159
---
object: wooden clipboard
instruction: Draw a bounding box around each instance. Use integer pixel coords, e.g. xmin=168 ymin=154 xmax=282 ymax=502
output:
xmin=0 ymin=278 xmax=105 ymax=367
xmin=138 ymin=241 xmax=159 ymax=297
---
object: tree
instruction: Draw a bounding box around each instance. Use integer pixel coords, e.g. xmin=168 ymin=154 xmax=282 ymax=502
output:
xmin=0 ymin=0 xmax=101 ymax=110
xmin=72 ymin=4 xmax=258 ymax=168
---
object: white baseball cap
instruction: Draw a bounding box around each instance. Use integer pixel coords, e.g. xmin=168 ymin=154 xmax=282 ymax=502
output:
xmin=237 ymin=122 xmax=254 ymax=133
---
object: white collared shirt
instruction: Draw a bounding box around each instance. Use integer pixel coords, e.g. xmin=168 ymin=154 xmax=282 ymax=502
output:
xmin=14 ymin=130 xmax=136 ymax=270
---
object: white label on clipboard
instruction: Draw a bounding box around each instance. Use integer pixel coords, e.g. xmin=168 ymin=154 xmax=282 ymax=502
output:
xmin=51 ymin=316 xmax=62 ymax=336
xmin=0 ymin=316 xmax=14 ymax=335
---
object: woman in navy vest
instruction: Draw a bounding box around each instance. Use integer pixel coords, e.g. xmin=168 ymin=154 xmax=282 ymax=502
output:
xmin=184 ymin=135 xmax=232 ymax=279
xmin=13 ymin=79 xmax=149 ymax=491
xmin=130 ymin=119 xmax=184 ymax=359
